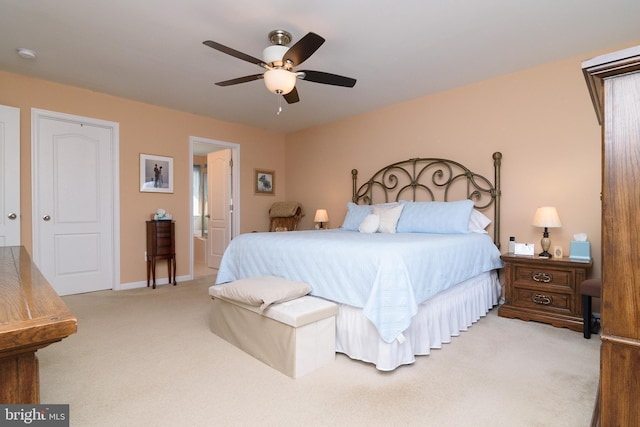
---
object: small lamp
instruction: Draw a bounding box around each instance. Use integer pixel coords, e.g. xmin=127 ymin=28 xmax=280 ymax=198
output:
xmin=532 ymin=207 xmax=562 ymax=258
xmin=314 ymin=209 xmax=329 ymax=230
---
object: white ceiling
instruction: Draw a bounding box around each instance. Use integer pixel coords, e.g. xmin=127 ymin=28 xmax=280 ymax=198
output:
xmin=2 ymin=1 xmax=640 ymax=134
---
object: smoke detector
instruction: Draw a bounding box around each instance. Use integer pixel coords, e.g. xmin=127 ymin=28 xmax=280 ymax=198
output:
xmin=17 ymin=48 xmax=37 ymax=59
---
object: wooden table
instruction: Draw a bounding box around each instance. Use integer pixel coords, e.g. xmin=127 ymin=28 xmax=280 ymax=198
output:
xmin=499 ymin=253 xmax=592 ymax=332
xmin=146 ymin=220 xmax=177 ymax=289
xmin=0 ymin=246 xmax=78 ymax=403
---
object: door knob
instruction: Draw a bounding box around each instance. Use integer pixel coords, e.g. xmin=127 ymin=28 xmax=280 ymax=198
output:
xmin=8 ymin=213 xmax=17 ymax=220
xmin=42 ymin=215 xmax=51 ymax=221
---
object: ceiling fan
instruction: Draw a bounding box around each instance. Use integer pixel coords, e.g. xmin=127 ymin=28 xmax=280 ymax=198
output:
xmin=203 ymin=30 xmax=356 ymax=105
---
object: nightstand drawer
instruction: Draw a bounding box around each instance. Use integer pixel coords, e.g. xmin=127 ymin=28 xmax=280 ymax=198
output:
xmin=514 ymin=265 xmax=573 ymax=290
xmin=154 ymin=222 xmax=172 ymax=236
xmin=511 ymin=285 xmax=573 ymax=314
xmin=155 ymin=237 xmax=173 ymax=255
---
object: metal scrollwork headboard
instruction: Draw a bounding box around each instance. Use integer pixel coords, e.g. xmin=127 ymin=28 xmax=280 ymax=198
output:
xmin=351 ymin=152 xmax=502 ymax=247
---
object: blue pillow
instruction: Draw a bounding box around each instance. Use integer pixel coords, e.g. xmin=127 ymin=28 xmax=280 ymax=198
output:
xmin=396 ymin=200 xmax=474 ymax=233
xmin=341 ymin=202 xmax=372 ymax=231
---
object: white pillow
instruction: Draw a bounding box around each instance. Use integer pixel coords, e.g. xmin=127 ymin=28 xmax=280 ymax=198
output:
xmin=358 ymin=214 xmax=380 ymax=233
xmin=372 ymin=204 xmax=405 ymax=233
xmin=468 ymin=209 xmax=491 ymax=233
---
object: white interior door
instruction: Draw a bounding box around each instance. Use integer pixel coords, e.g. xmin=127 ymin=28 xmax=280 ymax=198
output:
xmin=32 ymin=109 xmax=118 ymax=295
xmin=207 ymin=149 xmax=231 ymax=268
xmin=0 ymin=105 xmax=20 ymax=246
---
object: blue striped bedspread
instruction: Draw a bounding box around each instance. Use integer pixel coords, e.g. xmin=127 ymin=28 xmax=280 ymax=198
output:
xmin=215 ymin=229 xmax=503 ymax=343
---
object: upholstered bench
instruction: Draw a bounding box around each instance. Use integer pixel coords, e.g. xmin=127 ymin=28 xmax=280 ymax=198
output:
xmin=209 ymin=277 xmax=338 ymax=378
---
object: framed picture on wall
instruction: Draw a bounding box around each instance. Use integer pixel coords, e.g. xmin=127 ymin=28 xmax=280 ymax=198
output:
xmin=254 ymin=169 xmax=275 ymax=195
xmin=140 ymin=154 xmax=174 ymax=193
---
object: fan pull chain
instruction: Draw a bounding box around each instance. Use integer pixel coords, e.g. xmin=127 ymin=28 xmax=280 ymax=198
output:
xmin=277 ymin=94 xmax=283 ymax=115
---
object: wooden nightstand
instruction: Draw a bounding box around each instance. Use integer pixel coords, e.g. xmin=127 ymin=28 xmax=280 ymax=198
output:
xmin=498 ymin=253 xmax=592 ymax=332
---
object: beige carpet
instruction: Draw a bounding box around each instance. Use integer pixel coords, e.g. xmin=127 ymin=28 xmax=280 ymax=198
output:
xmin=38 ymin=277 xmax=600 ymax=427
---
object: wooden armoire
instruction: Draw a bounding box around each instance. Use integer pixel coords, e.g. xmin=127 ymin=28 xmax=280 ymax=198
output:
xmin=583 ymin=46 xmax=640 ymax=425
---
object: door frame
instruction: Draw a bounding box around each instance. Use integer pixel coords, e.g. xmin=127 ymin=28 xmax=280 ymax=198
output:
xmin=189 ymin=136 xmax=240 ymax=279
xmin=31 ymin=108 xmax=121 ymax=289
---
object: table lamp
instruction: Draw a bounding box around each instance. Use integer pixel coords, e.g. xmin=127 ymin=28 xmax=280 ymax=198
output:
xmin=314 ymin=209 xmax=329 ymax=230
xmin=532 ymin=206 xmax=562 ymax=258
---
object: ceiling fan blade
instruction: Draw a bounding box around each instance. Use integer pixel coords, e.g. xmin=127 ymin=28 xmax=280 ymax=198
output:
xmin=203 ymin=40 xmax=266 ymax=67
xmin=283 ymin=87 xmax=300 ymax=104
xmin=282 ymin=32 xmax=325 ymax=67
xmin=215 ymin=74 xmax=263 ymax=87
xmin=299 ymin=70 xmax=357 ymax=87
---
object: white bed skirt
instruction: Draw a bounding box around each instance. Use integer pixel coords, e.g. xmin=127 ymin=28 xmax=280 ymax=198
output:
xmin=335 ymin=271 xmax=501 ymax=371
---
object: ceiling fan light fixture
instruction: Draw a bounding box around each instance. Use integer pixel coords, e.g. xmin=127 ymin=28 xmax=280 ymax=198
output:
xmin=263 ymin=69 xmax=296 ymax=95
xmin=262 ymin=45 xmax=289 ymax=66
xmin=204 ymin=30 xmax=356 ymax=106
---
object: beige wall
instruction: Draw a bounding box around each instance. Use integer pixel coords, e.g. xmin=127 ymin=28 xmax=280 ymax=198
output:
xmin=4 ymin=41 xmax=638 ymax=286
xmin=0 ymin=70 xmax=286 ymax=284
xmin=284 ymin=43 xmax=640 ymax=280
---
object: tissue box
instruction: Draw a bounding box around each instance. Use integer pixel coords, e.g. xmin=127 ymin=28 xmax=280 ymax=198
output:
xmin=569 ymin=241 xmax=591 ymax=261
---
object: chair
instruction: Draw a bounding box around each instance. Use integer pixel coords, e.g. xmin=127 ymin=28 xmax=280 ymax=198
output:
xmin=269 ymin=201 xmax=304 ymax=232
xmin=580 ymin=278 xmax=602 ymax=339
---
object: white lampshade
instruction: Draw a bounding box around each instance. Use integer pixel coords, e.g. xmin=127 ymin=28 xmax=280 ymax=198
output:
xmin=532 ymin=207 xmax=562 ymax=228
xmin=263 ymin=69 xmax=297 ymax=95
xmin=314 ymin=209 xmax=329 ymax=223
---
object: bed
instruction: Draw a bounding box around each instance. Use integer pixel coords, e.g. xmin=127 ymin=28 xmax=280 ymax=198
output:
xmin=215 ymin=152 xmax=504 ymax=370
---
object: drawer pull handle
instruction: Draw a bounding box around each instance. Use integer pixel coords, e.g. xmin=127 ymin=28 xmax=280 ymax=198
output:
xmin=532 ymin=271 xmax=552 ymax=283
xmin=533 ymin=294 xmax=552 ymax=305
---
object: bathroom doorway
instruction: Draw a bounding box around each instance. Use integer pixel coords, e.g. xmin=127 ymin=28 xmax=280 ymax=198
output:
xmin=190 ymin=137 xmax=240 ymax=279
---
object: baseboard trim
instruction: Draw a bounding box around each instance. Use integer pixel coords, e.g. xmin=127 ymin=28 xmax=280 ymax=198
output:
xmin=116 ymin=275 xmax=191 ymax=291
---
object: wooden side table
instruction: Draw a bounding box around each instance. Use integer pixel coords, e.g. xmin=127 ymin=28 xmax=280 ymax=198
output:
xmin=0 ymin=246 xmax=77 ymax=403
xmin=146 ymin=220 xmax=177 ymax=289
xmin=498 ymin=253 xmax=592 ymax=332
